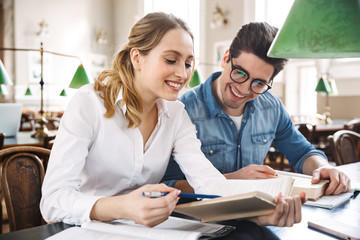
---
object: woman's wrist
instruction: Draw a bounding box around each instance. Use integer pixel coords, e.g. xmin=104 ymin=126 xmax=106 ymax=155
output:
xmin=90 ymin=195 xmax=127 ymax=221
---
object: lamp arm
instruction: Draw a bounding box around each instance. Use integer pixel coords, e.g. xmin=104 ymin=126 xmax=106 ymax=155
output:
xmin=0 ymin=44 xmax=84 ymax=139
xmin=0 ymin=47 xmax=82 ymax=62
xmin=0 ymin=47 xmax=39 ymax=52
xmin=43 ymin=50 xmax=82 ymax=62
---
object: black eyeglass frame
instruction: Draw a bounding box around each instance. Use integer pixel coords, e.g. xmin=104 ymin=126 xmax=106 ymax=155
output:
xmin=229 ymin=56 xmax=272 ymax=94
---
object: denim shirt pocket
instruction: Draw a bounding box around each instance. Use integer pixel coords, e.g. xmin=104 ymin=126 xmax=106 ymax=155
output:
xmin=201 ymin=143 xmax=227 ymax=172
xmin=251 ymin=133 xmax=275 ymax=164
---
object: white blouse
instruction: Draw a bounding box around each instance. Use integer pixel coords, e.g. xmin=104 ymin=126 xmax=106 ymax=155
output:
xmin=40 ymin=84 xmax=225 ymax=225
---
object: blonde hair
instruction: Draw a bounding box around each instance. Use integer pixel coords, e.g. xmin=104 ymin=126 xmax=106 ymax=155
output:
xmin=94 ymin=12 xmax=194 ymax=128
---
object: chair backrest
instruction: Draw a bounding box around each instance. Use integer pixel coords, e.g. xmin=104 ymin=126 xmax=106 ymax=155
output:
xmin=43 ymin=135 xmax=56 ymax=150
xmin=0 ymin=132 xmax=4 ymax=149
xmin=0 ymin=146 xmax=50 ymax=231
xmin=345 ymin=118 xmax=360 ymax=134
xmin=295 ymin=123 xmax=314 ymax=142
xmin=327 ymin=130 xmax=360 ymax=165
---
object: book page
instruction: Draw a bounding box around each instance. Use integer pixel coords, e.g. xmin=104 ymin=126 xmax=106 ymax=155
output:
xmin=81 ymin=216 xmax=233 ymax=240
xmin=45 ymin=227 xmax=144 ymax=240
xmin=207 ymin=176 xmax=294 ymax=198
xmin=276 ymin=171 xmax=329 ymax=199
xmin=305 ymin=191 xmax=354 ymax=209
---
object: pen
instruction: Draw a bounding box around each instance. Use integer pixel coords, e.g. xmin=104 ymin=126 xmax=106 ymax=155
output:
xmin=260 ymin=171 xmax=278 ymax=176
xmin=142 ymin=192 xmax=221 ymax=199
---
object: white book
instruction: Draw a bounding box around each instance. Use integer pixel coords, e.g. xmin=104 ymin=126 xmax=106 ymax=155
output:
xmin=175 ymin=172 xmax=336 ymax=222
xmin=45 ymin=216 xmax=235 ymax=240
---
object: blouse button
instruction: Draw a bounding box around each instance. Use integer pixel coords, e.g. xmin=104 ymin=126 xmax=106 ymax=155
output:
xmin=242 ymin=119 xmax=246 ymax=123
xmin=230 ymin=122 xmax=233 ymax=125
xmin=263 ymin=139 xmax=267 ymax=143
xmin=209 ymin=150 xmax=214 ymax=155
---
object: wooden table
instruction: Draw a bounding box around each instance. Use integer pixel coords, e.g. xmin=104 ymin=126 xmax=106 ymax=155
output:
xmin=3 ymin=130 xmax=57 ymax=148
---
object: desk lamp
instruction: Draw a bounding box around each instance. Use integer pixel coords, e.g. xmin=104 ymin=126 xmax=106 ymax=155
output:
xmin=188 ymin=69 xmax=201 ymax=88
xmin=0 ymin=43 xmax=89 ymax=138
xmin=0 ymin=59 xmax=13 ymax=96
xmin=267 ymin=0 xmax=360 ymax=58
xmin=59 ymin=63 xmax=90 ymax=96
xmin=267 ymin=0 xmax=360 ymax=124
xmin=315 ymin=76 xmax=336 ymax=124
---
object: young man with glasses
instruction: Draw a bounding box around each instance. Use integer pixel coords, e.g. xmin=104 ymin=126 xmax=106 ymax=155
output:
xmin=162 ymin=22 xmax=350 ymax=196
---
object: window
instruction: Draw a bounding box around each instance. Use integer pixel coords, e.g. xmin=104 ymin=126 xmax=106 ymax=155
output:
xmin=143 ymin=0 xmax=200 ymax=60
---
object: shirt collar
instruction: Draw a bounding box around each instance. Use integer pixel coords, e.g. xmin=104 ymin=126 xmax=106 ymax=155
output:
xmin=202 ymin=72 xmax=227 ymax=118
xmin=115 ymin=88 xmax=170 ymax=118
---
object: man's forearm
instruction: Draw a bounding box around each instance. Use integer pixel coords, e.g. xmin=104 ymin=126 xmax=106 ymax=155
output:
xmin=302 ymin=155 xmax=330 ymax=175
xmin=174 ymin=180 xmax=195 ymax=193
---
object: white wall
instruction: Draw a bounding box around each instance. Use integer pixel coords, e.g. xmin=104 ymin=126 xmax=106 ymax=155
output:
xmin=199 ymin=0 xmax=255 ymax=79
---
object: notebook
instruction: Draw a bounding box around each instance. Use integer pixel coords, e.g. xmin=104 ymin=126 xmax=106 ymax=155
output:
xmin=0 ymin=103 xmax=23 ymax=137
xmin=308 ymin=218 xmax=360 ymax=240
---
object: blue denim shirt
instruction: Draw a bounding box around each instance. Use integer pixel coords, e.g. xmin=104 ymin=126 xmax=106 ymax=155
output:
xmin=161 ymin=72 xmax=327 ymax=187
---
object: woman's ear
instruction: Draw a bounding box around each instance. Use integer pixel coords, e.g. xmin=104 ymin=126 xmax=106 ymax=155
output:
xmin=130 ymin=48 xmax=141 ymax=71
xmin=220 ymin=49 xmax=230 ymax=69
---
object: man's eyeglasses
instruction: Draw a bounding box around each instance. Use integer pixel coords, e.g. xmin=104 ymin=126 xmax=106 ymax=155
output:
xmin=229 ymin=56 xmax=272 ymax=94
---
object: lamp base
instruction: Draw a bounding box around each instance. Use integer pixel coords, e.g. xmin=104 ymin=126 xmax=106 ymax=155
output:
xmin=323 ymin=106 xmax=332 ymax=125
xmin=31 ymin=116 xmax=49 ymax=138
xmin=31 ymin=127 xmax=49 ymax=138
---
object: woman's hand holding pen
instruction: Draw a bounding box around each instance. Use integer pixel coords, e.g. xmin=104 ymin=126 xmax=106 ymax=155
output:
xmin=90 ymin=184 xmax=180 ymax=227
xmin=224 ymin=164 xmax=278 ymax=180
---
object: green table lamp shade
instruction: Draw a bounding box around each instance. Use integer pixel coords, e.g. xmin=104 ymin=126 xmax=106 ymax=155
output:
xmin=189 ymin=69 xmax=201 ymax=88
xmin=59 ymin=89 xmax=67 ymax=96
xmin=0 ymin=59 xmax=13 ymax=85
xmin=25 ymin=87 xmax=32 ymax=95
xmin=315 ymin=77 xmax=332 ymax=93
xmin=268 ymin=0 xmax=360 ymax=58
xmin=328 ymin=78 xmax=338 ymax=95
xmin=69 ymin=64 xmax=90 ymax=89
xmin=0 ymin=85 xmax=5 ymax=95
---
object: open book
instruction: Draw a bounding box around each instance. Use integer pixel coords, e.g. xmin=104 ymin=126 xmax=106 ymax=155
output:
xmin=174 ymin=172 xmax=330 ymax=222
xmin=45 ymin=216 xmax=235 ymax=240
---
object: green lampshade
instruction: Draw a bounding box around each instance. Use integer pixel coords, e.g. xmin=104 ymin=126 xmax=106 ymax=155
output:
xmin=59 ymin=88 xmax=67 ymax=96
xmin=25 ymin=87 xmax=32 ymax=96
xmin=0 ymin=59 xmax=13 ymax=85
xmin=328 ymin=78 xmax=338 ymax=96
xmin=189 ymin=69 xmax=201 ymax=88
xmin=69 ymin=64 xmax=90 ymax=89
xmin=315 ymin=77 xmax=332 ymax=94
xmin=0 ymin=85 xmax=5 ymax=95
xmin=268 ymin=0 xmax=360 ymax=58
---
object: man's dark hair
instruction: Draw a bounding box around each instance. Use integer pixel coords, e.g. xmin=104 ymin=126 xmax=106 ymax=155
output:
xmin=228 ymin=22 xmax=288 ymax=81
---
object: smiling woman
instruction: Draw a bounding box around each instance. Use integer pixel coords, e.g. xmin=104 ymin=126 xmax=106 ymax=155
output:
xmin=40 ymin=12 xmax=226 ymax=228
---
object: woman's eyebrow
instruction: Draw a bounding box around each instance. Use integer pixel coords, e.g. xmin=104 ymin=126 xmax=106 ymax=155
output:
xmin=163 ymin=50 xmax=194 ymax=59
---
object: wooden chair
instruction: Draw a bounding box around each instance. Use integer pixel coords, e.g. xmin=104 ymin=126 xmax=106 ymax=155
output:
xmin=0 ymin=133 xmax=4 ymax=149
xmin=20 ymin=112 xmax=36 ymax=132
xmin=0 ymin=146 xmax=51 ymax=231
xmin=43 ymin=135 xmax=56 ymax=150
xmin=345 ymin=118 xmax=360 ymax=134
xmin=295 ymin=123 xmax=314 ymax=142
xmin=327 ymin=130 xmax=360 ymax=165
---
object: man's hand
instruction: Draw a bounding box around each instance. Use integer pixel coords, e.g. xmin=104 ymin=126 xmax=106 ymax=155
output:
xmin=250 ymin=192 xmax=306 ymax=226
xmin=225 ymin=164 xmax=278 ymax=179
xmin=312 ymin=166 xmax=351 ymax=195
